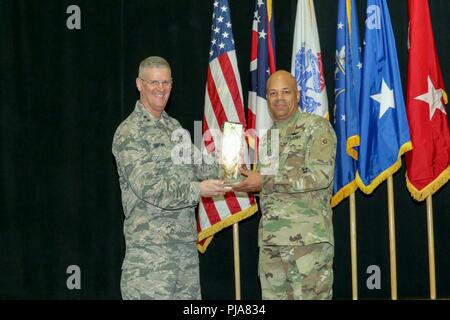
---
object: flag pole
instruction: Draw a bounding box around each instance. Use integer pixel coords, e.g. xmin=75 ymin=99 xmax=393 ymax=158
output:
xmin=349 ymin=192 xmax=358 ymax=299
xmin=387 ymin=176 xmax=398 ymax=300
xmin=426 ymin=195 xmax=437 ymax=299
xmin=232 ymin=223 xmax=241 ymax=300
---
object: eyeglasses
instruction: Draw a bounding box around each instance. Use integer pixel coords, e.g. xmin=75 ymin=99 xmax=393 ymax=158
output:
xmin=139 ymin=77 xmax=173 ymax=88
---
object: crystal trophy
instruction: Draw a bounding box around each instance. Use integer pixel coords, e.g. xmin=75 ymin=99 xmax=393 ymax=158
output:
xmin=218 ymin=122 xmax=244 ymax=186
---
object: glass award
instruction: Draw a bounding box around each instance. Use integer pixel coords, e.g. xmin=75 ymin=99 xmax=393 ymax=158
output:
xmin=218 ymin=122 xmax=244 ymax=186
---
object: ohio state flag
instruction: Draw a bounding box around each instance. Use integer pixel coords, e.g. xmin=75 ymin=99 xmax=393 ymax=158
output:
xmin=405 ymin=0 xmax=450 ymax=201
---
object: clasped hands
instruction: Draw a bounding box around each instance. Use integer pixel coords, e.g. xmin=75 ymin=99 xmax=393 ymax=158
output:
xmin=199 ymin=165 xmax=262 ymax=198
xmin=231 ymin=165 xmax=262 ymax=193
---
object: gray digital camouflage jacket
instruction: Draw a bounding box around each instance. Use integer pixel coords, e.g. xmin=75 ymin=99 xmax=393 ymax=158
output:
xmin=112 ymin=101 xmax=216 ymax=268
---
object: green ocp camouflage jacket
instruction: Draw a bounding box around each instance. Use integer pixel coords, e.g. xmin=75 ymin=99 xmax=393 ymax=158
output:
xmin=258 ymin=110 xmax=337 ymax=247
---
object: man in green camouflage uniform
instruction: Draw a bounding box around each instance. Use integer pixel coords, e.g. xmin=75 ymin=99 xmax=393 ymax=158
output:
xmin=234 ymin=70 xmax=336 ymax=300
xmin=112 ymin=56 xmax=229 ymax=300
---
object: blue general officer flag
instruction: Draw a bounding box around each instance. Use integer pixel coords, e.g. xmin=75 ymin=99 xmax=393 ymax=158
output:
xmin=332 ymin=0 xmax=362 ymax=207
xmin=356 ymin=0 xmax=412 ymax=194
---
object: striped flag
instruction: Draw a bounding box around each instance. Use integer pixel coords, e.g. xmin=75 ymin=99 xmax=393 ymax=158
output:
xmin=197 ymin=0 xmax=258 ymax=253
xmin=405 ymin=0 xmax=450 ymax=201
xmin=356 ymin=0 xmax=412 ymax=194
xmin=247 ymin=0 xmax=276 ymax=161
xmin=331 ymin=0 xmax=361 ymax=207
xmin=291 ymin=0 xmax=329 ymax=118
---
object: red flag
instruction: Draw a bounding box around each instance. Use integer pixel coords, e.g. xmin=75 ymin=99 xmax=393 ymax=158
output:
xmin=405 ymin=0 xmax=450 ymax=201
xmin=197 ymin=0 xmax=258 ymax=253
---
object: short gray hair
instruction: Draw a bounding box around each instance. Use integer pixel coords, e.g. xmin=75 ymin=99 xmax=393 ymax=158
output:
xmin=138 ymin=56 xmax=171 ymax=77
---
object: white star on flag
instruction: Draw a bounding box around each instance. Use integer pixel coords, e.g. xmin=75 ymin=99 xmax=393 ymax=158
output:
xmin=414 ymin=76 xmax=446 ymax=120
xmin=337 ymin=22 xmax=344 ymax=29
xmin=371 ymin=78 xmax=396 ymax=119
xmin=258 ymin=29 xmax=267 ymax=39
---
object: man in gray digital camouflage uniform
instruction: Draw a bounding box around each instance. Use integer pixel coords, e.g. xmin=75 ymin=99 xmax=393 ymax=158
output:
xmin=112 ymin=56 xmax=229 ymax=300
xmin=233 ymin=70 xmax=337 ymax=300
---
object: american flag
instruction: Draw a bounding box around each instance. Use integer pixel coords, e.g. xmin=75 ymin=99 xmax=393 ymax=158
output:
xmin=247 ymin=0 xmax=276 ymax=161
xmin=197 ymin=0 xmax=258 ymax=253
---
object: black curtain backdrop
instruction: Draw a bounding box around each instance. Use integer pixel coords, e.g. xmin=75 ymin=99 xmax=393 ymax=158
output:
xmin=0 ymin=0 xmax=449 ymax=299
